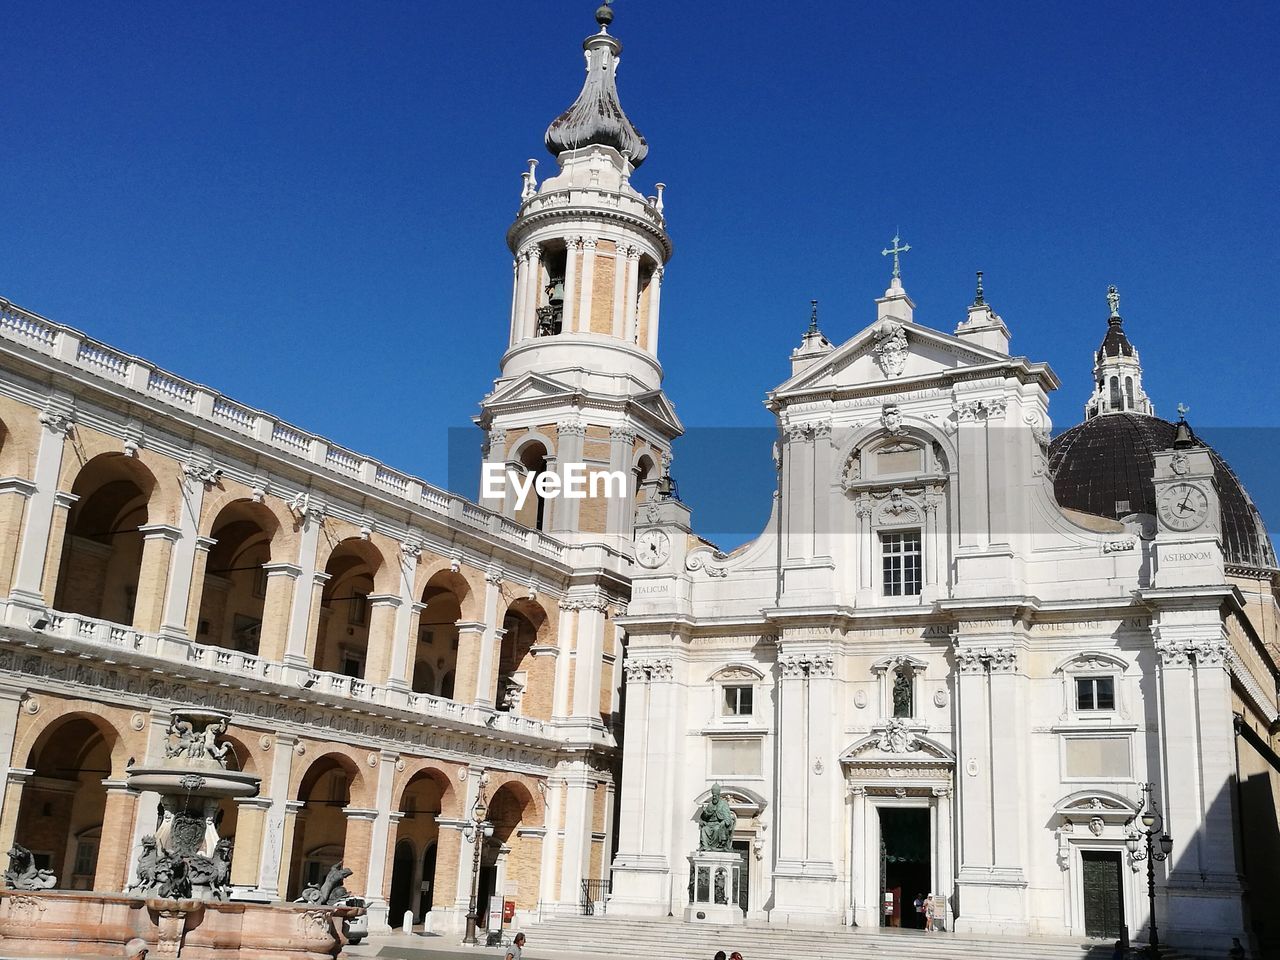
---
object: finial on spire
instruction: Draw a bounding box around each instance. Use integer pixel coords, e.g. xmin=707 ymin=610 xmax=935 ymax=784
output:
xmin=973 ymin=271 xmax=985 ymax=306
xmin=1176 ymin=402 xmax=1190 ymax=421
xmin=807 ymin=299 xmax=819 ymax=335
xmin=882 ymin=232 xmax=911 ymax=281
xmin=595 ymin=0 xmax=614 ymax=28
xmin=1173 ymin=403 xmax=1195 ymax=448
xmin=1107 ymin=284 xmax=1121 ymax=320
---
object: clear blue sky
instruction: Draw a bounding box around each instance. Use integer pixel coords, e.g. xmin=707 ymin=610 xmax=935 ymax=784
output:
xmin=3 ymin=1 xmax=1277 ymax=546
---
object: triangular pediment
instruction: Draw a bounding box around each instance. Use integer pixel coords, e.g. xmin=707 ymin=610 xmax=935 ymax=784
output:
xmin=773 ymin=320 xmax=1021 ymax=400
xmin=629 ymin=389 xmax=684 ymax=435
xmin=482 ymin=372 xmax=579 ymax=408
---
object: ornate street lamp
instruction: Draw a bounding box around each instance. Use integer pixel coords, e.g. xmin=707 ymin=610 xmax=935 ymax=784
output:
xmin=462 ymin=779 xmax=494 ymax=946
xmin=1126 ymin=783 xmax=1174 ymax=957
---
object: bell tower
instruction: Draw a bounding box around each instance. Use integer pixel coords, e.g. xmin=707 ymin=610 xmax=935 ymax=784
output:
xmin=477 ymin=3 xmax=681 ymax=543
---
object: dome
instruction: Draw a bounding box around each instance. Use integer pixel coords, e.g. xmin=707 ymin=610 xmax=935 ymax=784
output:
xmin=544 ymin=22 xmax=649 ymax=167
xmin=1048 ymin=412 xmax=1276 ymax=569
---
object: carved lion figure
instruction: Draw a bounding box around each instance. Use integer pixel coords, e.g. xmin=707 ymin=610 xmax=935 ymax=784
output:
xmin=295 ymin=863 xmax=354 ymax=905
xmin=4 ymin=843 xmax=56 ymax=891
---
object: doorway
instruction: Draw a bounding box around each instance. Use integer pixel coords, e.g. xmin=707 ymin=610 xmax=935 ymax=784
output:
xmin=388 ymin=840 xmax=415 ymax=928
xmin=1081 ymin=850 xmax=1124 ymax=939
xmin=731 ymin=840 xmax=750 ymax=914
xmin=420 ymin=843 xmax=438 ymax=921
xmin=879 ymin=807 xmax=930 ymax=929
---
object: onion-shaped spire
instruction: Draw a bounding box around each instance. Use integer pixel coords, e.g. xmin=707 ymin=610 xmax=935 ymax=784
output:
xmin=544 ymin=4 xmax=649 ymax=167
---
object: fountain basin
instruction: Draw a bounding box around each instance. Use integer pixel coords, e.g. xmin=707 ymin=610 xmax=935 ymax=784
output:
xmin=126 ymin=767 xmax=261 ymax=799
xmin=0 ymin=889 xmax=358 ymax=958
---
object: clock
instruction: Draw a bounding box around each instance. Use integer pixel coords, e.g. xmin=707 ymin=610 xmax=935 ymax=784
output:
xmin=1156 ymin=482 xmax=1209 ymax=532
xmin=636 ymin=529 xmax=671 ymax=568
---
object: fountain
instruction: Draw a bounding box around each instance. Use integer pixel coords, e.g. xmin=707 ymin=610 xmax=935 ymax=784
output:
xmin=0 ymin=709 xmax=363 ymax=958
xmin=126 ymin=710 xmax=258 ymax=901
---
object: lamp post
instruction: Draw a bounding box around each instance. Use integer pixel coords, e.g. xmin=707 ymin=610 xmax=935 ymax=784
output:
xmin=462 ymin=779 xmax=494 ymax=946
xmin=1126 ymin=783 xmax=1174 ymax=957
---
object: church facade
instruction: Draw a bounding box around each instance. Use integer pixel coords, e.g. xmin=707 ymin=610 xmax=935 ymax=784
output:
xmin=0 ymin=5 xmax=1275 ymax=956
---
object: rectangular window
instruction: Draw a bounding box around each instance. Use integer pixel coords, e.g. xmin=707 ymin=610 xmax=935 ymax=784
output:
xmin=348 ymin=592 xmax=369 ymax=626
xmin=709 ymin=739 xmax=762 ymax=777
xmin=882 ymin=531 xmax=923 ymax=597
xmin=73 ymin=840 xmax=98 ymax=876
xmin=1076 ymin=676 xmax=1116 ymax=711
xmin=722 ymin=685 xmax=754 ymax=717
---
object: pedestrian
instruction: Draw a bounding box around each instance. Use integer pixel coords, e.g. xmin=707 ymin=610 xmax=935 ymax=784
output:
xmin=1111 ymin=940 xmax=1125 ymax=960
xmin=913 ymin=892 xmax=925 ymax=929
xmin=730 ymin=952 xmax=744 ymax=960
xmin=714 ymin=952 xmax=727 ymax=960
xmin=504 ymin=931 xmax=526 ymax=960
xmin=124 ymin=940 xmax=149 ymax=960
xmin=1228 ymin=937 xmax=1246 ymax=960
xmin=923 ymin=893 xmax=934 ymax=932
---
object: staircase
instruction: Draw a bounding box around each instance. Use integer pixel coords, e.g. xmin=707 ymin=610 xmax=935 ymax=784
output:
xmin=514 ymin=915 xmax=1216 ymax=960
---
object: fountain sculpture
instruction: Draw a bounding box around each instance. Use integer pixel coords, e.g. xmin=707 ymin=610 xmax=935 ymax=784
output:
xmin=0 ymin=708 xmax=362 ymax=958
xmin=125 ymin=710 xmax=258 ymax=901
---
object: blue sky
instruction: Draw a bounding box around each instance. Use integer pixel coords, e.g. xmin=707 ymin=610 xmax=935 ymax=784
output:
xmin=3 ymin=1 xmax=1277 ymax=546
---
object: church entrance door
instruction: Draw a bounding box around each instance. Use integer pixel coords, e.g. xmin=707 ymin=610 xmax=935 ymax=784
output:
xmin=878 ymin=807 xmax=930 ymax=929
xmin=1081 ymin=851 xmax=1123 ymax=939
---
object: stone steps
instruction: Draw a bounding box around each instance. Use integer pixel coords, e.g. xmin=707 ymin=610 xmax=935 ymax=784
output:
xmin=515 ymin=915 xmax=1217 ymax=960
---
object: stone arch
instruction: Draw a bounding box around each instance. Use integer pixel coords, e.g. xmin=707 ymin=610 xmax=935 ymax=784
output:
xmin=511 ymin=436 xmax=552 ymax=531
xmin=497 ymin=597 xmax=552 ymax=718
xmin=313 ymin=536 xmax=394 ymax=679
xmin=197 ymin=486 xmax=297 ymax=551
xmin=194 ymin=498 xmax=282 ymax=654
xmin=836 ymin=421 xmax=957 ymax=492
xmin=411 ymin=567 xmax=478 ymax=699
xmin=287 ymin=749 xmax=367 ymax=901
xmin=12 ymin=707 xmax=133 ymax=890
xmin=483 ymin=777 xmax=543 ymax=912
xmin=54 ymin=452 xmax=160 ymax=626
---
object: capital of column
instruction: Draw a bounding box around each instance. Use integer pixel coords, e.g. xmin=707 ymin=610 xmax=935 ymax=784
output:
xmin=0 ymin=478 xmax=37 ymax=499
xmin=344 ymin=807 xmax=379 ymax=822
xmin=194 ymin=536 xmax=218 ymax=554
xmin=262 ymin=562 xmax=302 ymax=580
xmin=367 ymin=594 xmax=403 ymax=610
xmin=138 ymin=523 xmax=182 ymax=543
xmin=52 ymin=491 xmax=80 ymax=511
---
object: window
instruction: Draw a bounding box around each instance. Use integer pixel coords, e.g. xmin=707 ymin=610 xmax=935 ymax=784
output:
xmin=1076 ymin=676 xmax=1115 ymax=711
xmin=723 ymin=685 xmax=753 ymax=717
xmin=1109 ymin=376 xmax=1121 ymax=409
xmin=339 ymin=649 xmax=364 ymax=678
xmin=882 ymin=531 xmax=922 ymax=597
xmin=348 ymin=591 xmax=369 ymax=626
xmin=73 ymin=840 xmax=98 ymax=877
xmin=253 ymin=565 xmax=269 ymax=599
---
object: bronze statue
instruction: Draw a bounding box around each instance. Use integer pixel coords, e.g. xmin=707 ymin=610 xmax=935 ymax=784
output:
xmin=697 ymin=784 xmax=736 ymax=852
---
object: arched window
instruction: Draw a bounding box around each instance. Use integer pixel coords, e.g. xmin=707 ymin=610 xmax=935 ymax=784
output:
xmin=1124 ymin=377 xmax=1135 ymax=409
xmin=516 ymin=442 xmax=549 ymax=531
xmin=1109 ymin=376 xmax=1121 ymax=410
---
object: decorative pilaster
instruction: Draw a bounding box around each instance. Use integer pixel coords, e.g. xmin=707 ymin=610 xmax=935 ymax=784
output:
xmin=11 ymin=397 xmax=73 ymax=608
xmin=134 ymin=524 xmax=181 ymax=634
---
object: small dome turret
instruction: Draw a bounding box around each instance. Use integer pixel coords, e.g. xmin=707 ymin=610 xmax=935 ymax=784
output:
xmin=544 ymin=4 xmax=649 ymax=166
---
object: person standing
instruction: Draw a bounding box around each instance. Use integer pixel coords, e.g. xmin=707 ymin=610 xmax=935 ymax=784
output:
xmin=505 ymin=932 xmax=526 ymax=960
xmin=714 ymin=951 xmax=727 ymax=960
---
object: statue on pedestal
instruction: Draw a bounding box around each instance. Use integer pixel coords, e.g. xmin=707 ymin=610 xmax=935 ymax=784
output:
xmin=697 ymin=784 xmax=736 ymax=852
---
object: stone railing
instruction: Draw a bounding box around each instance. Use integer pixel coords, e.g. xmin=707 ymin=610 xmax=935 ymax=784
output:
xmin=0 ymin=297 xmax=569 ymax=565
xmin=32 ymin=605 xmax=551 ymax=740
xmin=518 ymin=187 xmax=667 ymax=234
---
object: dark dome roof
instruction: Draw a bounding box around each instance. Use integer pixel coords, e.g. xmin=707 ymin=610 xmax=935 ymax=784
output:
xmin=1048 ymin=413 xmax=1276 ymax=569
xmin=1097 ymin=317 xmax=1135 ymax=361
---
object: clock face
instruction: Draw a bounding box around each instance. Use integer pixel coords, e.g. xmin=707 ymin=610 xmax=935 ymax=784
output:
xmin=1157 ymin=482 xmax=1209 ymax=532
xmin=636 ymin=529 xmax=671 ymax=568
